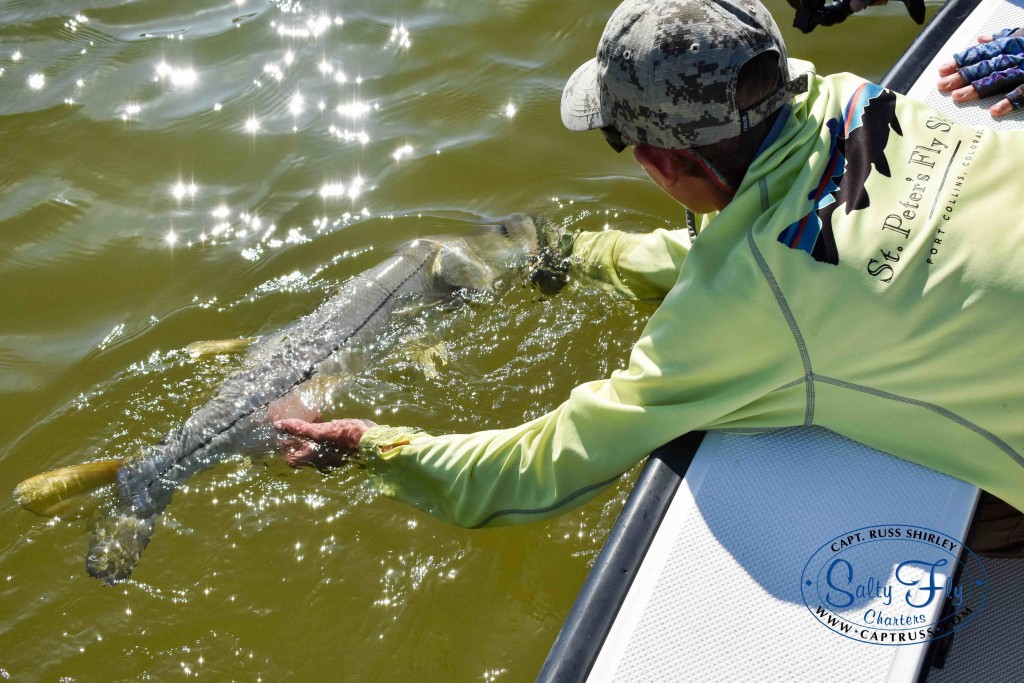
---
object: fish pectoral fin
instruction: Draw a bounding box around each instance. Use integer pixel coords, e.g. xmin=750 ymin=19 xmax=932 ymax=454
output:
xmin=185 ymin=337 xmax=256 ymax=358
xmin=418 ymin=340 xmax=450 ymax=380
xmin=391 ymin=293 xmax=449 ymax=318
xmin=13 ymin=459 xmax=123 ymax=518
xmin=398 ymin=335 xmax=450 ymax=380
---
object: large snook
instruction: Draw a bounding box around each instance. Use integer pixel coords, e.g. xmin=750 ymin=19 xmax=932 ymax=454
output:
xmin=78 ymin=217 xmax=545 ymax=583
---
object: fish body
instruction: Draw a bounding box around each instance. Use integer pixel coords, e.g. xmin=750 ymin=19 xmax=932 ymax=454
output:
xmin=82 ymin=220 xmax=544 ymax=583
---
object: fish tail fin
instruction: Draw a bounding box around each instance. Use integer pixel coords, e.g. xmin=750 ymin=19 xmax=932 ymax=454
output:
xmin=13 ymin=459 xmax=123 ymax=518
xmin=86 ymin=508 xmax=156 ymax=585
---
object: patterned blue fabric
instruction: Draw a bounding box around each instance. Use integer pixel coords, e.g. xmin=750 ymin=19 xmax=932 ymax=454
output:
xmin=958 ymin=53 xmax=1024 ymax=84
xmin=1007 ymin=85 xmax=1024 ymax=110
xmin=972 ymin=67 xmax=1024 ymax=98
xmin=954 ymin=34 xmax=1024 ymax=68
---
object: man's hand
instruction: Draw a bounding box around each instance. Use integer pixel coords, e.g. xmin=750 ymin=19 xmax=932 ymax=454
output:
xmin=274 ymin=418 xmax=376 ymax=469
xmin=527 ymin=216 xmax=574 ymax=296
xmin=938 ymin=29 xmax=1024 ymax=117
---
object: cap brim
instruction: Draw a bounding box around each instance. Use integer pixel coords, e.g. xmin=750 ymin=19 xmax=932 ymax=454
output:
xmin=560 ymin=58 xmax=605 ymax=132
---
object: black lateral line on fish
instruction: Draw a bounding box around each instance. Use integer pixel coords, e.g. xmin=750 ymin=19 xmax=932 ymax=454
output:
xmin=137 ymin=249 xmax=435 ymax=497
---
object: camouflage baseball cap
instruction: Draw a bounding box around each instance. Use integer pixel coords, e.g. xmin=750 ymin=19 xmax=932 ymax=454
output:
xmin=561 ymin=0 xmax=810 ymax=149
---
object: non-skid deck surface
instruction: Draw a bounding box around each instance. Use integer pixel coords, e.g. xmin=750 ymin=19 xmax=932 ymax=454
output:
xmin=906 ymin=0 xmax=1024 ymax=128
xmin=587 ymin=429 xmax=977 ymax=683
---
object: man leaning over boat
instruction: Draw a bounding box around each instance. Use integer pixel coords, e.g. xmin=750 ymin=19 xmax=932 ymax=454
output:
xmin=277 ymin=0 xmax=1024 ymax=554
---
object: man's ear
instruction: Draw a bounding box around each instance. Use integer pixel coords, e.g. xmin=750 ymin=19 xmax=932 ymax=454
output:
xmin=633 ymin=145 xmax=682 ymax=189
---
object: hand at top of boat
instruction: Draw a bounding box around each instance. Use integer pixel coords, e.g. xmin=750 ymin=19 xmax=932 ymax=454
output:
xmin=938 ymin=28 xmax=1024 ymax=117
xmin=275 ymin=418 xmax=377 ymax=468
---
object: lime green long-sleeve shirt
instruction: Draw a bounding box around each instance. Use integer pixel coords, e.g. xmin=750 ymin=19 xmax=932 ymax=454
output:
xmin=360 ymin=65 xmax=1024 ymax=525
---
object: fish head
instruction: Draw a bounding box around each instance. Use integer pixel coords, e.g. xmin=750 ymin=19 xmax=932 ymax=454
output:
xmin=430 ymin=239 xmax=496 ymax=292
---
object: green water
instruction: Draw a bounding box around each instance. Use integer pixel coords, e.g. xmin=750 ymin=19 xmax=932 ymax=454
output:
xmin=0 ymin=1 xmax=935 ymax=680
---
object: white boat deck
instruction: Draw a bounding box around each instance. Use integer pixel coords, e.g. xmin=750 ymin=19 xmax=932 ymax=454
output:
xmin=587 ymin=429 xmax=977 ymax=682
xmin=905 ymin=0 xmax=1024 ymax=120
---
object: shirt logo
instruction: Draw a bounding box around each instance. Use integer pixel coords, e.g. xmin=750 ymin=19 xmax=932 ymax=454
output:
xmin=777 ymin=84 xmax=903 ymax=265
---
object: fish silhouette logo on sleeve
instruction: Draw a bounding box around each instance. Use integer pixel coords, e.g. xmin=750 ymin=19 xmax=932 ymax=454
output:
xmin=777 ymin=83 xmax=903 ymax=265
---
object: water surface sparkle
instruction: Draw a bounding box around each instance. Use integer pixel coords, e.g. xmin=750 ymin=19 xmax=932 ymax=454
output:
xmin=155 ymin=61 xmax=198 ymax=87
xmin=172 ymin=182 xmax=199 ymax=200
xmin=319 ymin=182 xmax=345 ymax=199
xmin=392 ymin=144 xmax=414 ymax=162
xmin=389 ymin=25 xmax=412 ymax=50
xmin=336 ymin=100 xmax=371 ymax=119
